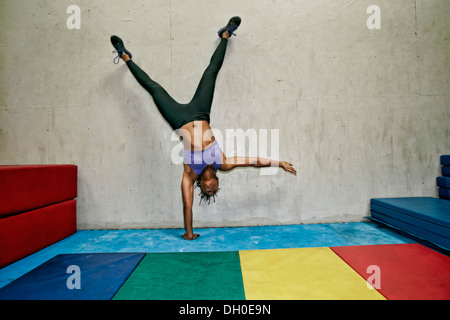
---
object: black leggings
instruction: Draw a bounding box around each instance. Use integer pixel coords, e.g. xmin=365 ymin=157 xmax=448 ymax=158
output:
xmin=126 ymin=38 xmax=228 ymax=130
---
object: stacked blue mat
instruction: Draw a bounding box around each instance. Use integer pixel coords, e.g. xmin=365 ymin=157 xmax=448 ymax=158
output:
xmin=438 ymin=155 xmax=450 ymax=200
xmin=370 ymin=155 xmax=450 ymax=251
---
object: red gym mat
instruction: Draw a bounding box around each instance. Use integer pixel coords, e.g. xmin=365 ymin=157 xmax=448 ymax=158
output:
xmin=331 ymin=243 xmax=450 ymax=300
xmin=0 ymin=200 xmax=77 ymax=268
xmin=0 ymin=164 xmax=77 ymax=217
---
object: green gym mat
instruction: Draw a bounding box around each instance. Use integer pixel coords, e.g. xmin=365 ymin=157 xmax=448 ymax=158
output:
xmin=113 ymin=251 xmax=245 ymax=300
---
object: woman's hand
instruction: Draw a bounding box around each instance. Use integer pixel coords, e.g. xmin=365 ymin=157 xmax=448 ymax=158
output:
xmin=182 ymin=233 xmax=200 ymax=241
xmin=279 ymin=161 xmax=297 ymax=175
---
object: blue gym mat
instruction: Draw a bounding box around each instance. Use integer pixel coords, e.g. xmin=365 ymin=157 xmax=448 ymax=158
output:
xmin=441 ymin=155 xmax=450 ymax=177
xmin=441 ymin=155 xmax=450 ymax=166
xmin=371 ymin=198 xmax=450 ymax=227
xmin=0 ymin=253 xmax=144 ymax=300
xmin=440 ymin=188 xmax=450 ymax=200
xmin=370 ymin=197 xmax=450 ymax=251
xmin=443 ymin=166 xmax=450 ymax=177
xmin=437 ymin=177 xmax=450 ymax=188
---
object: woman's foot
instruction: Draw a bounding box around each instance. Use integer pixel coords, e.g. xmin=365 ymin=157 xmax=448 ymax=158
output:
xmin=110 ymin=35 xmax=133 ymax=64
xmin=218 ymin=16 xmax=241 ymax=38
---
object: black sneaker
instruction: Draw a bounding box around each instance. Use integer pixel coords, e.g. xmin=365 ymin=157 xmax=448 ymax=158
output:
xmin=218 ymin=16 xmax=241 ymax=38
xmin=110 ymin=35 xmax=133 ymax=64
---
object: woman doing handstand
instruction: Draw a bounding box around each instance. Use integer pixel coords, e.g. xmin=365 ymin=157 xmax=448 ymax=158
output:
xmin=111 ymin=17 xmax=296 ymax=240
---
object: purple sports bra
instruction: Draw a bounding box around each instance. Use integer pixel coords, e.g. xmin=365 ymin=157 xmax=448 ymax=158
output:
xmin=184 ymin=140 xmax=223 ymax=175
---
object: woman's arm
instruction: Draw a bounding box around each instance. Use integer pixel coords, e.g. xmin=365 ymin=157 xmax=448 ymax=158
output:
xmin=181 ymin=167 xmax=200 ymax=240
xmin=220 ymin=156 xmax=297 ymax=175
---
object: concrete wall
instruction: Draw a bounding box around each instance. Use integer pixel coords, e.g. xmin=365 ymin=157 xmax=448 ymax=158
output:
xmin=0 ymin=0 xmax=448 ymax=229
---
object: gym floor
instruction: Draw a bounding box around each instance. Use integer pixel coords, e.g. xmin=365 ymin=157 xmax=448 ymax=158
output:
xmin=1 ymin=221 xmax=449 ymax=300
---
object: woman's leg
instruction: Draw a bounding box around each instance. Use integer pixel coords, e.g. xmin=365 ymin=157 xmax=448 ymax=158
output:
xmin=188 ymin=16 xmax=240 ymax=118
xmin=126 ymin=59 xmax=177 ymax=108
xmin=125 ymin=59 xmax=188 ymax=130
xmin=112 ymin=35 xmax=191 ymax=130
xmin=188 ymin=36 xmax=229 ymax=121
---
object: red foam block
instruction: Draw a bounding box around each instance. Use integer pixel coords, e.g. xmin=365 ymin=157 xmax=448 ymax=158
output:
xmin=0 ymin=200 xmax=77 ymax=268
xmin=331 ymin=243 xmax=450 ymax=300
xmin=0 ymin=164 xmax=77 ymax=217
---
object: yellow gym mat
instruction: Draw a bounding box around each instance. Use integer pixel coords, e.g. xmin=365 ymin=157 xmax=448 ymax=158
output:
xmin=239 ymin=247 xmax=386 ymax=300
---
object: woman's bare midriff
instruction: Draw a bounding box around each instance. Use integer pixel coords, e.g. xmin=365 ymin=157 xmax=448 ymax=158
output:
xmin=179 ymin=120 xmax=216 ymax=151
